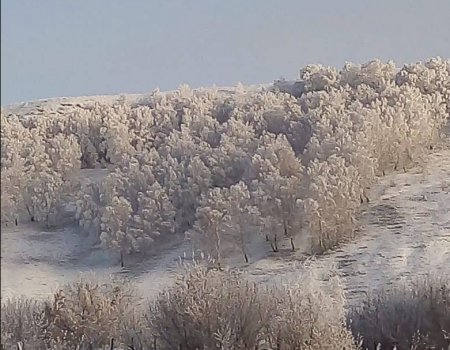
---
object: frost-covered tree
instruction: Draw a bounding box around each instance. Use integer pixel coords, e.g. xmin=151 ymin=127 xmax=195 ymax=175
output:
xmin=191 ymin=182 xmax=260 ymax=263
xmin=129 ymin=181 xmax=176 ymax=249
xmin=225 ymin=182 xmax=260 ymax=262
xmin=300 ymin=64 xmax=338 ymax=92
xmin=75 ymin=182 xmax=102 ymax=237
xmin=303 ymin=156 xmax=361 ymax=252
xmin=76 ymin=156 xmax=176 ymax=263
xmin=99 ymin=195 xmax=133 ymax=265
xmin=22 ymin=133 xmax=80 ymax=224
xmin=252 ymin=134 xmax=305 ymax=251
xmin=191 ymin=187 xmax=230 ymax=263
xmin=1 ymin=113 xmax=81 ymax=225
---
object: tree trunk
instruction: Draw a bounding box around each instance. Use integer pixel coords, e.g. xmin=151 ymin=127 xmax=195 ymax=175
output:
xmin=290 ymin=237 xmax=295 ymax=252
xmin=129 ymin=337 xmax=135 ymax=350
xmin=214 ymin=227 xmax=221 ymax=266
xmin=270 ymin=241 xmax=277 ymax=252
xmin=25 ymin=204 xmax=34 ymax=222
xmin=274 ymin=235 xmax=278 ymax=252
xmin=394 ymin=153 xmax=400 ymax=171
xmin=265 ymin=234 xmax=269 ymax=242
xmin=244 ymin=252 xmax=249 ymax=263
xmin=120 ymin=251 xmax=124 ymax=268
xmin=15 ymin=218 xmax=18 ymax=226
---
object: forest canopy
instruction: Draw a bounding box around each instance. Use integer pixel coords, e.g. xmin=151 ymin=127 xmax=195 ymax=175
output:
xmin=1 ymin=58 xmax=449 ymax=261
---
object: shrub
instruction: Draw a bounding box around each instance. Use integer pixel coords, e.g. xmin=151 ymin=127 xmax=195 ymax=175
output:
xmin=1 ymin=278 xmax=148 ymax=350
xmin=148 ymin=264 xmax=358 ymax=350
xmin=2 ymin=271 xmax=450 ymax=350
xmin=348 ymin=278 xmax=450 ymax=350
xmin=1 ymin=298 xmax=44 ymax=349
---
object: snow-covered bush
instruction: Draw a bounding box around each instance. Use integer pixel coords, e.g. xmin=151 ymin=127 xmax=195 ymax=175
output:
xmin=300 ymin=63 xmax=339 ymax=92
xmin=348 ymin=277 xmax=450 ymax=350
xmin=40 ymin=279 xmax=139 ymax=349
xmin=1 ymin=279 xmax=146 ymax=350
xmin=0 ymin=298 xmax=43 ymax=349
xmin=149 ymin=264 xmax=357 ymax=350
xmin=2 ymin=273 xmax=449 ymax=349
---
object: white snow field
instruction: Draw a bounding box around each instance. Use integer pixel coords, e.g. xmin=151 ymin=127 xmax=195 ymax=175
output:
xmin=2 ymin=132 xmax=449 ymax=307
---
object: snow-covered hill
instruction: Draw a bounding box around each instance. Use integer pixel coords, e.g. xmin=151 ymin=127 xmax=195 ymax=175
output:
xmin=1 ymin=83 xmax=274 ymax=117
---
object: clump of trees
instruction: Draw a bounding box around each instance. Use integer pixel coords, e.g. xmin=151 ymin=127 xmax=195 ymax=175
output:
xmin=1 ymin=113 xmax=81 ymax=226
xmin=1 ymin=58 xmax=449 ymax=262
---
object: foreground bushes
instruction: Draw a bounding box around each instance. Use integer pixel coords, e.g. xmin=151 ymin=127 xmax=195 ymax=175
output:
xmin=1 ymin=280 xmax=148 ymax=350
xmin=149 ymin=265 xmax=355 ymax=350
xmin=349 ymin=278 xmax=450 ymax=350
xmin=2 ymin=267 xmax=450 ymax=349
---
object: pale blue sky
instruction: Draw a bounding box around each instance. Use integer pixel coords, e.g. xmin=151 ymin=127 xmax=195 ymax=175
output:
xmin=2 ymin=0 xmax=450 ymax=105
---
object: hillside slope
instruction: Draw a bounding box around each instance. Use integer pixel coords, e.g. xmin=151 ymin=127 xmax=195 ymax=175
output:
xmin=244 ymin=145 xmax=450 ymax=307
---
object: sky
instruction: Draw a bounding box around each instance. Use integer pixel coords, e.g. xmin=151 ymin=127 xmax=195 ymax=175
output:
xmin=1 ymin=0 xmax=450 ymax=106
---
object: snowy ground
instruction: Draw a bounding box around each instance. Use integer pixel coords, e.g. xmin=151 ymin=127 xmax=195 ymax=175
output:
xmin=0 ymin=219 xmax=188 ymax=300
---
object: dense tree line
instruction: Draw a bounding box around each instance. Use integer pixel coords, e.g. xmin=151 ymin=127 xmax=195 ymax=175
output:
xmin=1 ymin=58 xmax=449 ymax=261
